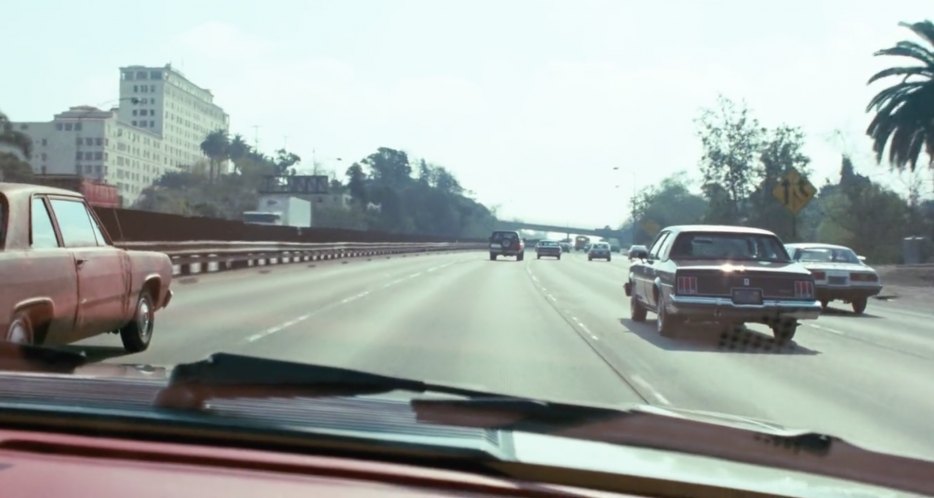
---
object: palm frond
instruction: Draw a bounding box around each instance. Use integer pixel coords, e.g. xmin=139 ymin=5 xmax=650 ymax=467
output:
xmin=868 ymin=66 xmax=934 ymax=86
xmin=901 ymin=20 xmax=934 ymax=49
xmin=874 ymin=41 xmax=934 ymax=67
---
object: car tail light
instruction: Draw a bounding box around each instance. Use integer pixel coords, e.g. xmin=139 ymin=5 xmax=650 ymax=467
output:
xmin=810 ymin=270 xmax=826 ymax=280
xmin=676 ymin=276 xmax=698 ymax=295
xmin=850 ymin=272 xmax=878 ymax=282
xmin=794 ymin=280 xmax=814 ymax=298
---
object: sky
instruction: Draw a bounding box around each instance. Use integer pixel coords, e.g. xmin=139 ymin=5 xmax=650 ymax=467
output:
xmin=2 ymin=0 xmax=932 ymax=228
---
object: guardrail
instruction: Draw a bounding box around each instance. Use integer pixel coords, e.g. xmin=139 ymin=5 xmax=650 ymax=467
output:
xmin=117 ymin=241 xmax=486 ymax=276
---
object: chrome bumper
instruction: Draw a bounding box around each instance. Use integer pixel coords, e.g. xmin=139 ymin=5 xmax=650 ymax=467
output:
xmin=669 ymin=295 xmax=822 ymax=321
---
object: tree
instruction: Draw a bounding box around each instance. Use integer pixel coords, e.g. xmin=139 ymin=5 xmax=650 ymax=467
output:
xmin=200 ymin=130 xmax=230 ymax=182
xmin=363 ymin=147 xmax=411 ymax=188
xmin=696 ymin=96 xmax=765 ymax=223
xmin=0 ymin=111 xmax=32 ymax=158
xmin=0 ymin=110 xmax=34 ymax=183
xmin=346 ymin=162 xmax=367 ymax=205
xmin=630 ymin=173 xmax=707 ymax=243
xmin=228 ymin=134 xmax=251 ymax=165
xmin=748 ymin=126 xmax=811 ymax=239
xmin=866 ymin=20 xmax=934 ymax=172
xmin=274 ymin=148 xmax=301 ymax=175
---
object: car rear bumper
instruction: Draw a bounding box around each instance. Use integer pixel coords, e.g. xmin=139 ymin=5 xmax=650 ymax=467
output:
xmin=669 ymin=295 xmax=822 ymax=321
xmin=815 ymin=284 xmax=882 ymax=301
xmin=537 ymin=251 xmax=561 ymax=256
xmin=589 ymin=252 xmax=611 ymax=258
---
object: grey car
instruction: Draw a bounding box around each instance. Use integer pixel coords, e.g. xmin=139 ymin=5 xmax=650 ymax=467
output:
xmin=489 ymin=231 xmax=525 ymax=261
xmin=588 ymin=242 xmax=612 ymax=261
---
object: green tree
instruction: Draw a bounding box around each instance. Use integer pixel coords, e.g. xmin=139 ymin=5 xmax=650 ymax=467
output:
xmin=274 ymin=148 xmax=301 ymax=175
xmin=866 ymin=20 xmax=934 ymax=172
xmin=363 ymin=147 xmax=411 ymax=188
xmin=228 ymin=134 xmax=251 ymax=165
xmin=200 ymin=129 xmax=230 ymax=182
xmin=630 ymin=173 xmax=707 ymax=244
xmin=345 ymin=162 xmax=368 ymax=205
xmin=748 ymin=126 xmax=811 ymax=239
xmin=696 ymin=96 xmax=765 ymax=223
xmin=0 ymin=110 xmax=34 ymax=183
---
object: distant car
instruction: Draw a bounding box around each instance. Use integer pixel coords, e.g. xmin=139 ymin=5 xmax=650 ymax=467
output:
xmin=489 ymin=231 xmax=524 ymax=261
xmin=588 ymin=242 xmax=612 ymax=261
xmin=629 ymin=245 xmax=648 ymax=261
xmin=785 ymin=243 xmax=882 ymax=314
xmin=0 ymin=183 xmax=174 ymax=352
xmin=536 ymin=240 xmax=562 ymax=260
xmin=559 ymin=242 xmax=572 ymax=253
xmin=625 ymin=225 xmax=820 ymax=343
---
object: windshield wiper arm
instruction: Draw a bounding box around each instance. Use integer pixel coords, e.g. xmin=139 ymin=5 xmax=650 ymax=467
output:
xmin=154 ymin=353 xmax=525 ymax=410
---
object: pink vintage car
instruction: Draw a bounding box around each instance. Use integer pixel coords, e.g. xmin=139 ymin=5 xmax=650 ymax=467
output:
xmin=0 ymin=183 xmax=172 ymax=352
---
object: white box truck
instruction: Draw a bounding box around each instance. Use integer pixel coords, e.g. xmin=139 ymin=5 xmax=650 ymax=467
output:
xmin=243 ymin=195 xmax=312 ymax=227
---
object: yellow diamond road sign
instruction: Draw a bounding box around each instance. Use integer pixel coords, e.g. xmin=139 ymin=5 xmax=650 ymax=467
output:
xmin=772 ymin=168 xmax=816 ymax=215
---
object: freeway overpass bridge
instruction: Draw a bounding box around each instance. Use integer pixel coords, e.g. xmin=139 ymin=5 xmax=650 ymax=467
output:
xmin=493 ymin=220 xmax=626 ymax=241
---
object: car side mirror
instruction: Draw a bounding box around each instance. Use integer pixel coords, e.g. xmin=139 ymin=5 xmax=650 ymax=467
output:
xmin=858 ymin=255 xmax=867 ymax=262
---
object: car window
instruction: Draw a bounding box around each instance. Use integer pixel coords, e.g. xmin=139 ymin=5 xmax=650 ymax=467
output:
xmin=669 ymin=233 xmax=790 ymax=262
xmin=798 ymin=248 xmax=859 ymax=263
xmin=648 ymin=232 xmax=670 ymax=259
xmin=31 ymin=197 xmax=59 ymax=249
xmin=49 ymin=198 xmax=102 ymax=247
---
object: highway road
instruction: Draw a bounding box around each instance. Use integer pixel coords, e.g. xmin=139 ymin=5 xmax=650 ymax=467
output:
xmin=72 ymin=249 xmax=934 ymax=463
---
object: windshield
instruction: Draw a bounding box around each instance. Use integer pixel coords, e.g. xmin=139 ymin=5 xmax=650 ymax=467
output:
xmin=670 ymin=232 xmax=790 ymax=262
xmin=3 ymin=2 xmax=934 ymax=493
xmin=797 ymin=247 xmax=861 ymax=264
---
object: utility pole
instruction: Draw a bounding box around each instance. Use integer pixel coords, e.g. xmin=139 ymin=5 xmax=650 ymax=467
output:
xmin=252 ymin=125 xmax=261 ymax=148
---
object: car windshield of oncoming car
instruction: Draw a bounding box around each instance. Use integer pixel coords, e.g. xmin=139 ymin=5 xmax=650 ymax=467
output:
xmin=669 ymin=233 xmax=790 ymax=262
xmin=798 ymin=248 xmax=860 ymax=264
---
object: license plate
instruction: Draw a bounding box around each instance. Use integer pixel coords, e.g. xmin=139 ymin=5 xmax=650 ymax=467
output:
xmin=732 ymin=288 xmax=763 ymax=305
xmin=828 ymin=276 xmax=847 ymax=285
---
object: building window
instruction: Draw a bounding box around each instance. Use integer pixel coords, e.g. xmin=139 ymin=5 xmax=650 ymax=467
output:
xmin=85 ymin=138 xmax=93 ymax=146
xmin=141 ymin=86 xmax=148 ymax=93
xmin=42 ymin=138 xmax=47 ymax=146
xmin=96 ymin=138 xmax=103 ymax=146
xmin=150 ymin=70 xmax=162 ymax=80
xmin=133 ymin=85 xmax=138 ymax=92
xmin=122 ymin=70 xmax=133 ymax=80
xmin=136 ymin=71 xmax=147 ymax=79
xmin=95 ymin=165 xmax=102 ymax=174
xmin=149 ymin=110 xmax=155 ymax=116
xmin=75 ymin=123 xmax=82 ymax=131
xmin=75 ymin=151 xmax=82 ymax=160
xmin=64 ymin=123 xmax=73 ymax=131
xmin=149 ymin=120 xmax=155 ymax=127
xmin=94 ymin=152 xmax=103 ymax=160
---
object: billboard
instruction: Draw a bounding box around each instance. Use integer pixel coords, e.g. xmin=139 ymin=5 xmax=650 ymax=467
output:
xmin=259 ymin=175 xmax=329 ymax=194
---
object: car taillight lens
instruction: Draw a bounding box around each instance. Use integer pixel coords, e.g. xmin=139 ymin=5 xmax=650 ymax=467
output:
xmin=850 ymin=272 xmax=878 ymax=282
xmin=794 ymin=280 xmax=814 ymax=298
xmin=810 ymin=270 xmax=826 ymax=280
xmin=676 ymin=276 xmax=698 ymax=295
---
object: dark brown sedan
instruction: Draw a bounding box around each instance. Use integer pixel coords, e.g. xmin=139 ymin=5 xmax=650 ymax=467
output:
xmin=0 ymin=183 xmax=173 ymax=352
xmin=624 ymin=225 xmax=820 ymax=344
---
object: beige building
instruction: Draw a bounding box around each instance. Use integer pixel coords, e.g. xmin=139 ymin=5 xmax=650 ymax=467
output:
xmin=14 ymin=63 xmax=229 ymax=204
xmin=117 ymin=64 xmax=229 ymax=170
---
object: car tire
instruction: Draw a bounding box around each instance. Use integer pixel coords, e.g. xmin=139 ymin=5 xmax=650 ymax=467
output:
xmin=819 ymin=299 xmax=829 ymax=310
xmin=852 ymin=298 xmax=867 ymax=315
xmin=490 ymin=253 xmax=496 ymax=261
xmin=517 ymin=252 xmax=524 ymax=262
xmin=557 ymin=255 xmax=561 ymax=260
xmin=537 ymin=254 xmax=541 ymax=260
xmin=120 ymin=291 xmax=155 ymax=353
xmin=6 ymin=311 xmax=34 ymax=345
xmin=656 ymin=296 xmax=680 ymax=337
xmin=607 ymin=257 xmax=612 ymax=262
xmin=588 ymin=256 xmax=592 ymax=261
xmin=771 ymin=320 xmax=797 ymax=345
xmin=630 ymin=294 xmax=647 ymax=322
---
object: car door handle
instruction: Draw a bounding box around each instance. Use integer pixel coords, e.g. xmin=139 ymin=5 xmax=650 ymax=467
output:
xmin=76 ymin=258 xmax=88 ymax=268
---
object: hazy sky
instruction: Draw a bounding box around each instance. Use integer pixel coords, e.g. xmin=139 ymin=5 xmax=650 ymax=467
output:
xmin=3 ymin=1 xmax=932 ymax=227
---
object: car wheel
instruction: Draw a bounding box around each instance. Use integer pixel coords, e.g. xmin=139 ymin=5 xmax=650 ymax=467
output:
xmin=517 ymin=252 xmax=524 ymax=262
xmin=851 ymin=297 xmax=867 ymax=315
xmin=607 ymin=257 xmax=612 ymax=262
xmin=771 ymin=320 xmax=798 ymax=345
xmin=588 ymin=256 xmax=592 ymax=261
xmin=557 ymin=255 xmax=561 ymax=260
xmin=6 ymin=312 xmax=34 ymax=345
xmin=536 ymin=254 xmax=541 ymax=260
xmin=489 ymin=253 xmax=496 ymax=261
xmin=630 ymin=293 xmax=647 ymax=322
xmin=819 ymin=299 xmax=829 ymax=310
xmin=120 ymin=291 xmax=155 ymax=353
xmin=656 ymin=296 xmax=681 ymax=337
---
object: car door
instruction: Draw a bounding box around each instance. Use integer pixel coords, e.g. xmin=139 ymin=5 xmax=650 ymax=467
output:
xmin=23 ymin=196 xmax=81 ymax=344
xmin=633 ymin=231 xmax=669 ymax=305
xmin=48 ymin=197 xmax=130 ymax=338
xmin=640 ymin=231 xmax=671 ymax=309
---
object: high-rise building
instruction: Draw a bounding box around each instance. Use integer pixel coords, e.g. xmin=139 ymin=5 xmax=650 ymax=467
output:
xmin=117 ymin=64 xmax=229 ymax=170
xmin=13 ymin=63 xmax=229 ymax=205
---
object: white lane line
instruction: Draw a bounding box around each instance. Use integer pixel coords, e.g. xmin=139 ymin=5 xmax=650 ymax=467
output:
xmin=243 ymin=263 xmax=452 ymax=344
xmin=807 ymin=323 xmax=846 ymax=336
xmin=631 ymin=375 xmax=671 ymax=405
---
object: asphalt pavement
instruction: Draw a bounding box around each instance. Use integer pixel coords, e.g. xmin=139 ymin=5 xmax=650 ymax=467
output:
xmin=72 ymin=249 xmax=934 ymax=463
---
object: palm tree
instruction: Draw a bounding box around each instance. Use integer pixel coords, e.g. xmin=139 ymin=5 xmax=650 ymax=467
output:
xmin=228 ymin=134 xmax=250 ymax=164
xmin=866 ymin=20 xmax=934 ymax=172
xmin=199 ymin=129 xmax=230 ymax=182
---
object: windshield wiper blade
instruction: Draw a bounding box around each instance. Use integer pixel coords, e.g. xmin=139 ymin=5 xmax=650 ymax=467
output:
xmin=154 ymin=353 xmax=524 ymax=410
xmin=0 ymin=343 xmax=87 ymax=373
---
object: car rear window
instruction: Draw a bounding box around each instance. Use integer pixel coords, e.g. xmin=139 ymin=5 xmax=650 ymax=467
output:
xmin=669 ymin=232 xmax=790 ymax=262
xmin=492 ymin=232 xmax=517 ymax=241
xmin=798 ymin=248 xmax=859 ymax=264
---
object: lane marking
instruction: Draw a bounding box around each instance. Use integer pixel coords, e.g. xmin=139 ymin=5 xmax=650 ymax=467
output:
xmin=242 ymin=261 xmax=458 ymax=345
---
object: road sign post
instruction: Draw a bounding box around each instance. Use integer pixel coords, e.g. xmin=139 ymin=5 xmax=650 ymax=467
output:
xmin=772 ymin=168 xmax=816 ymax=240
